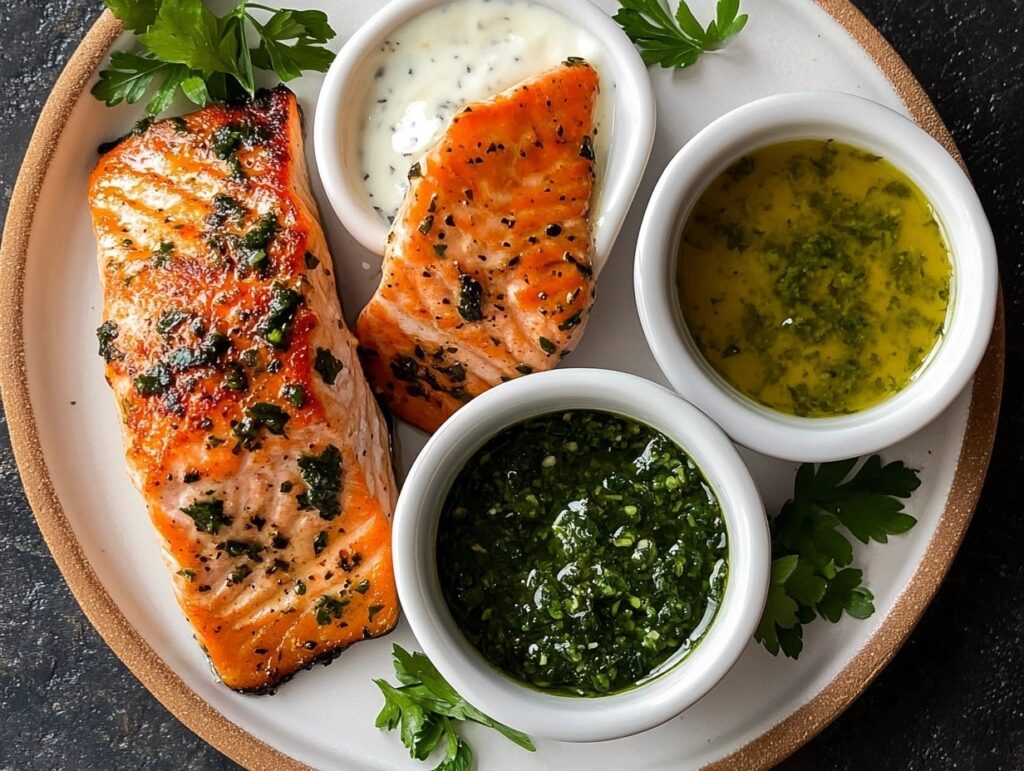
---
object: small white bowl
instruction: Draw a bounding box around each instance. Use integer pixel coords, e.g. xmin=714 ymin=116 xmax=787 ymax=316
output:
xmin=313 ymin=0 xmax=655 ymax=268
xmin=393 ymin=368 xmax=769 ymax=743
xmin=634 ymin=92 xmax=998 ymax=463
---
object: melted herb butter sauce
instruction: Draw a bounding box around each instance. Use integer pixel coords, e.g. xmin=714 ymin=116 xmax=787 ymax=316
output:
xmin=678 ymin=139 xmax=952 ymax=418
xmin=437 ymin=411 xmax=727 ymax=697
xmin=358 ymin=0 xmax=612 ymax=222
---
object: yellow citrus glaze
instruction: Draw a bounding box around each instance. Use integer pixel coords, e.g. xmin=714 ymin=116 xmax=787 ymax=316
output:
xmin=677 ymin=139 xmax=952 ymax=418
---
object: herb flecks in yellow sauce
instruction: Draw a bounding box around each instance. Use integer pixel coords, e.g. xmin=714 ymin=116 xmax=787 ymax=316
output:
xmin=678 ymin=139 xmax=952 ymax=417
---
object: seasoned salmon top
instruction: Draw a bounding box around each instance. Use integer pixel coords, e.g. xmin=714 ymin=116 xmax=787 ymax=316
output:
xmin=356 ymin=61 xmax=600 ymax=433
xmin=89 ymin=87 xmax=398 ymax=692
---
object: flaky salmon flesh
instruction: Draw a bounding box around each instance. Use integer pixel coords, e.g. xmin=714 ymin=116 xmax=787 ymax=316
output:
xmin=356 ymin=61 xmax=600 ymax=433
xmin=89 ymin=87 xmax=398 ymax=692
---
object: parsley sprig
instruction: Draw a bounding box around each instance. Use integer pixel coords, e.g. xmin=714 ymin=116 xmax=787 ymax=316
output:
xmin=93 ymin=0 xmax=336 ymax=116
xmin=375 ymin=645 xmax=535 ymax=770
xmin=756 ymin=456 xmax=921 ymax=659
xmin=614 ymin=0 xmax=747 ymax=69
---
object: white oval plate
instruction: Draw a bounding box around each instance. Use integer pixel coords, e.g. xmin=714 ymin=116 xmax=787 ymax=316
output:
xmin=0 ymin=0 xmax=1003 ymax=769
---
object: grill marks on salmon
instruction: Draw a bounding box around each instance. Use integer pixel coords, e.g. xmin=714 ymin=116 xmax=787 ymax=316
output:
xmin=356 ymin=62 xmax=600 ymax=433
xmin=89 ymin=87 xmax=398 ymax=692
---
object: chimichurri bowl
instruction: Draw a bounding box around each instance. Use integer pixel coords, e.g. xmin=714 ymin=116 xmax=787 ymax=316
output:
xmin=634 ymin=92 xmax=998 ymax=463
xmin=393 ymin=369 xmax=769 ymax=742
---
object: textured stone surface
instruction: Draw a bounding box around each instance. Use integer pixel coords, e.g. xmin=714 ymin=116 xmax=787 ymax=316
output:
xmin=0 ymin=1 xmax=1020 ymax=768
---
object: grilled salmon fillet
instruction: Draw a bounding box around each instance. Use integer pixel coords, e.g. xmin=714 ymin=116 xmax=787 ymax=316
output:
xmin=356 ymin=61 xmax=599 ymax=433
xmin=88 ymin=86 xmax=398 ymax=692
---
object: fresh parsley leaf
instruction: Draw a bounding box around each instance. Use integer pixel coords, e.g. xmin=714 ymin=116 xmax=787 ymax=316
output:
xmin=776 ymin=621 xmax=805 ymax=660
xmin=754 ymin=555 xmax=800 ymax=657
xmin=223 ymin=13 xmax=254 ymax=95
xmin=783 ymin=556 xmax=829 ymax=609
xmin=375 ymin=645 xmax=535 ymax=768
xmin=180 ymin=74 xmax=210 ymax=105
xmin=250 ymin=10 xmax=337 ymax=81
xmin=140 ymin=0 xmax=242 ymax=77
xmin=92 ymin=51 xmax=178 ymax=107
xmin=93 ymin=0 xmax=337 ymax=116
xmin=104 ymin=0 xmax=162 ymax=33
xmin=375 ymin=680 xmax=434 ymax=757
xmin=755 ymin=456 xmax=920 ymax=659
xmin=143 ymin=62 xmax=189 ymax=115
xmin=817 ymin=567 xmax=874 ymax=623
xmin=614 ymin=0 xmax=747 ymax=70
xmin=798 ymin=454 xmax=920 ymax=544
xmin=436 ymin=733 xmax=472 ymax=771
xmin=393 ymin=646 xmax=463 ymax=706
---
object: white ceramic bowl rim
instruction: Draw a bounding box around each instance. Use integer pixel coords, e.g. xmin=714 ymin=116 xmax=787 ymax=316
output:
xmin=634 ymin=91 xmax=999 ymax=463
xmin=393 ymin=369 xmax=770 ymax=743
xmin=313 ymin=0 xmax=656 ymax=268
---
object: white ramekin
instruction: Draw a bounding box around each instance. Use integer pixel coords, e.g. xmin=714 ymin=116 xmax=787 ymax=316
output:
xmin=313 ymin=0 xmax=655 ymax=269
xmin=634 ymin=92 xmax=998 ymax=463
xmin=393 ymin=368 xmax=769 ymax=743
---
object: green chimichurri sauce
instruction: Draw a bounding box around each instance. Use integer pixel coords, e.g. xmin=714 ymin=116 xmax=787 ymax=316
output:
xmin=436 ymin=411 xmax=728 ymax=697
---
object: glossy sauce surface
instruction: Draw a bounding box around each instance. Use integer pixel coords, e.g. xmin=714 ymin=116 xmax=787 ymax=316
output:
xmin=437 ymin=411 xmax=727 ymax=696
xmin=678 ymin=139 xmax=952 ymax=417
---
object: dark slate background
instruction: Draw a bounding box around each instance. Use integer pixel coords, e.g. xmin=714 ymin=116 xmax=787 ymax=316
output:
xmin=0 ymin=1 xmax=1020 ymax=768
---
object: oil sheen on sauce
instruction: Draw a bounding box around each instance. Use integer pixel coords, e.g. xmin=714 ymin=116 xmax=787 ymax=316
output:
xmin=357 ymin=0 xmax=612 ymax=224
xmin=677 ymin=139 xmax=953 ymax=418
xmin=436 ymin=410 xmax=727 ymax=696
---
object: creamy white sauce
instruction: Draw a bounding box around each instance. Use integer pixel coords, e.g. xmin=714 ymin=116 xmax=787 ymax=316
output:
xmin=357 ymin=0 xmax=613 ymax=223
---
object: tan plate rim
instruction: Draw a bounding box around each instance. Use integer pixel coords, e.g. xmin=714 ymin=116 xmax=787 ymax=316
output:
xmin=0 ymin=5 xmax=1005 ymax=770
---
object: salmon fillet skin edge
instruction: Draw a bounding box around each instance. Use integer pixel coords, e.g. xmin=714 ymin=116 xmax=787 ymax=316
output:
xmin=357 ymin=61 xmax=600 ymax=433
xmin=88 ymin=86 xmax=399 ymax=692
